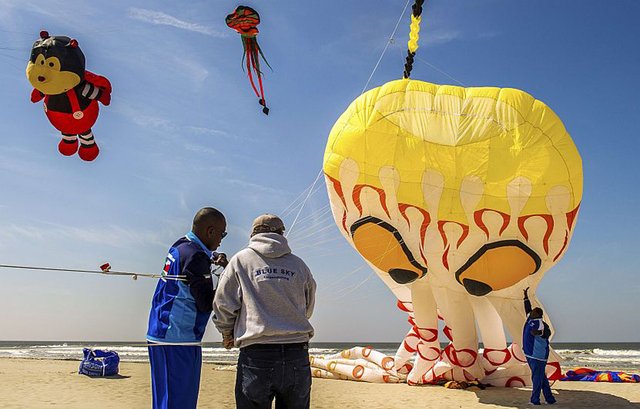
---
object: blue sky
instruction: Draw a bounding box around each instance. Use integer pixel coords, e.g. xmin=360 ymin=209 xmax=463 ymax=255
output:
xmin=0 ymin=0 xmax=638 ymax=343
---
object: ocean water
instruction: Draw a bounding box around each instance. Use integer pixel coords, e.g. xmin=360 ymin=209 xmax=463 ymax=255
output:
xmin=0 ymin=341 xmax=639 ymax=372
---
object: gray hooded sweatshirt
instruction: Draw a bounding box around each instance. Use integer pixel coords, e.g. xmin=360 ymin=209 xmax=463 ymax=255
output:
xmin=212 ymin=233 xmax=316 ymax=348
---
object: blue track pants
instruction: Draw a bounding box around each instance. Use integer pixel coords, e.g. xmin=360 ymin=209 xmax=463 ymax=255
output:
xmin=527 ymin=358 xmax=556 ymax=405
xmin=148 ymin=344 xmax=202 ymax=409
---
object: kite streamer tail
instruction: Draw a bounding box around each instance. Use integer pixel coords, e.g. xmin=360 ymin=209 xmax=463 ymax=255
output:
xmin=243 ymin=36 xmax=269 ymax=115
xmin=255 ymin=41 xmax=272 ymax=71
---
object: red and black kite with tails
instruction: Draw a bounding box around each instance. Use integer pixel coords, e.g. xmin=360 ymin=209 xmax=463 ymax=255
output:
xmin=226 ymin=5 xmax=271 ymax=115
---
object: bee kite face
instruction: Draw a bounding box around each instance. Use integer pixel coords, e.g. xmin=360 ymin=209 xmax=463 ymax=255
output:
xmin=26 ymin=33 xmax=85 ymax=95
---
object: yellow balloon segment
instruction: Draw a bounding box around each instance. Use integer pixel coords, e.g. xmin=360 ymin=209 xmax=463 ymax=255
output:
xmin=408 ymin=15 xmax=421 ymax=54
xmin=324 ymin=79 xmax=583 ymax=224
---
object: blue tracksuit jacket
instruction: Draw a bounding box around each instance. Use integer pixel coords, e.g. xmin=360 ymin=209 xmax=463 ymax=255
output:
xmin=522 ymin=296 xmax=551 ymax=361
xmin=147 ymin=232 xmax=214 ymax=344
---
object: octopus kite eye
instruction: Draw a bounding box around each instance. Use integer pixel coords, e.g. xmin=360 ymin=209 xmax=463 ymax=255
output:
xmin=350 ymin=217 xmax=426 ymax=284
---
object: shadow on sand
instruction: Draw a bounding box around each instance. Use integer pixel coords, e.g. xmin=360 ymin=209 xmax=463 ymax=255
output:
xmin=74 ymin=372 xmax=131 ymax=380
xmin=472 ymin=386 xmax=640 ymax=408
xmin=99 ymin=374 xmax=131 ymax=380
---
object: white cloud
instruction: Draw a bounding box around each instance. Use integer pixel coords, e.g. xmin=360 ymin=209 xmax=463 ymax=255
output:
xmin=130 ymin=114 xmax=172 ymax=130
xmin=126 ymin=117 xmax=240 ymax=149
xmin=225 ymin=179 xmax=289 ymax=195
xmin=185 ymin=125 xmax=258 ymax=143
xmin=1 ymin=221 xmax=170 ymax=249
xmin=422 ymin=30 xmax=463 ymax=46
xmin=170 ymin=55 xmax=209 ymax=85
xmin=127 ymin=7 xmax=227 ymax=38
xmin=128 ymin=114 xmax=173 ymax=132
xmin=178 ymin=193 xmax=189 ymax=212
xmin=478 ymin=31 xmax=500 ymax=40
xmin=184 ymin=144 xmax=216 ymax=155
xmin=416 ymin=29 xmax=497 ymax=47
xmin=185 ymin=126 xmax=231 ymax=139
xmin=0 ymin=0 xmax=61 ymax=20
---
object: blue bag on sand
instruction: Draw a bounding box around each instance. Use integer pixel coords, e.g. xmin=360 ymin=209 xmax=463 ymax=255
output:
xmin=78 ymin=348 xmax=120 ymax=377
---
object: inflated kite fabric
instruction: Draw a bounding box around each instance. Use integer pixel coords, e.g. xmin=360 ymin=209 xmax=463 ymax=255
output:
xmin=318 ymin=79 xmax=583 ymax=386
xmin=26 ymin=31 xmax=111 ymax=162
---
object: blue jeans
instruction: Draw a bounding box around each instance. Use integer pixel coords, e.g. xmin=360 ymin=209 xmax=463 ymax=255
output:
xmin=148 ymin=344 xmax=202 ymax=409
xmin=236 ymin=343 xmax=311 ymax=409
xmin=527 ymin=358 xmax=556 ymax=405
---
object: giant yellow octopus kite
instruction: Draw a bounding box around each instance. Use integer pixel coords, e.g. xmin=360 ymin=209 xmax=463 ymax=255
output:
xmin=321 ymin=79 xmax=582 ymax=386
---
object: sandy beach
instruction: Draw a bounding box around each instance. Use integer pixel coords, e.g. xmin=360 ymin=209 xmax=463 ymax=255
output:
xmin=0 ymin=358 xmax=638 ymax=408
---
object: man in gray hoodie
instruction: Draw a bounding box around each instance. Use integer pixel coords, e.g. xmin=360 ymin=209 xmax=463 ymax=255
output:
xmin=213 ymin=214 xmax=316 ymax=409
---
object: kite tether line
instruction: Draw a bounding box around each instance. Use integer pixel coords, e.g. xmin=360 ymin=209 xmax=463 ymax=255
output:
xmin=285 ymin=0 xmax=413 ymax=237
xmin=0 ymin=263 xmax=186 ymax=281
xmin=0 ymin=263 xmax=222 ymax=282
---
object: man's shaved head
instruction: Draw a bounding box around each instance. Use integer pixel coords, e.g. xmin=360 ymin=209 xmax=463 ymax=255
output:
xmin=530 ymin=307 xmax=544 ymax=319
xmin=193 ymin=207 xmax=225 ymax=231
xmin=192 ymin=207 xmax=226 ymax=251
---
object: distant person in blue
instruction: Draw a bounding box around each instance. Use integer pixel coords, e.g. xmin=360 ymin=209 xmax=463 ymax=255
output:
xmin=522 ymin=287 xmax=556 ymax=406
xmin=147 ymin=207 xmax=229 ymax=409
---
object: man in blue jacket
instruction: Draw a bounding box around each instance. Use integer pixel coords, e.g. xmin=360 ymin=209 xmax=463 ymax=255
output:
xmin=147 ymin=207 xmax=228 ymax=409
xmin=522 ymin=288 xmax=556 ymax=406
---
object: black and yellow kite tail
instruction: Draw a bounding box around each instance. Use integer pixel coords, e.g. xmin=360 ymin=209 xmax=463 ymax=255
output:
xmin=403 ymin=0 xmax=425 ymax=79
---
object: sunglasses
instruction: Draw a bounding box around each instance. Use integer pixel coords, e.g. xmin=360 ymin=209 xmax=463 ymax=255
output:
xmin=221 ymin=231 xmax=227 ymax=239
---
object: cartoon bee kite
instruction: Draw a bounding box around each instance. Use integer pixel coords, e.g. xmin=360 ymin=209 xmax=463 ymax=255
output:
xmin=26 ymin=31 xmax=111 ymax=162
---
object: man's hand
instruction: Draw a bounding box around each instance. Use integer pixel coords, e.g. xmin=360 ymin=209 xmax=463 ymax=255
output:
xmin=222 ymin=331 xmax=234 ymax=349
xmin=213 ymin=253 xmax=229 ymax=268
xmin=531 ymin=329 xmax=542 ymax=336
